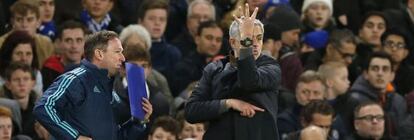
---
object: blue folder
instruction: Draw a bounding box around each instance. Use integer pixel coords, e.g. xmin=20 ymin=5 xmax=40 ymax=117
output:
xmin=125 ymin=62 xmax=148 ymax=120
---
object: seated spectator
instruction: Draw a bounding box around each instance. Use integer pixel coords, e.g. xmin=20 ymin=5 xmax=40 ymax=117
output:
xmin=278 ymin=70 xmax=326 ymax=139
xmin=304 ymin=29 xmax=357 ymax=71
xmin=41 ymin=20 xmax=87 ymax=90
xmin=0 ymin=0 xmax=54 ymax=67
xmin=0 ymin=98 xmax=22 ymax=136
xmin=148 ymin=116 xmax=181 ymax=140
xmin=113 ymin=44 xmax=172 ymax=125
xmin=301 ymin=0 xmax=336 ymax=33
xmin=0 ymin=31 xmax=43 ymax=96
xmin=138 ymin=0 xmax=182 ymax=82
xmin=0 ymin=106 xmax=32 ymax=140
xmin=285 ymin=100 xmax=338 ymax=140
xmin=172 ymin=0 xmax=216 ymax=57
xmin=262 ymin=23 xmax=282 ymax=60
xmin=170 ymin=20 xmax=224 ymax=96
xmin=342 ymin=51 xmax=407 ymax=139
xmin=345 ymin=101 xmax=385 ymax=140
xmin=300 ymin=125 xmax=328 ymax=140
xmin=119 ymin=24 xmax=151 ymax=50
xmin=37 ymin=0 xmax=56 ymax=39
xmin=350 ymin=12 xmax=388 ymax=82
xmin=318 ymin=62 xmax=350 ymax=100
xmin=381 ymin=28 xmax=414 ymax=95
xmin=0 ymin=62 xmax=49 ymax=139
xmin=267 ymin=6 xmax=303 ymax=92
xmin=119 ymin=25 xmax=173 ymax=105
xmin=80 ymin=0 xmax=123 ymax=33
xmin=300 ymin=30 xmax=329 ymax=65
xmin=176 ymin=111 xmax=206 ymax=140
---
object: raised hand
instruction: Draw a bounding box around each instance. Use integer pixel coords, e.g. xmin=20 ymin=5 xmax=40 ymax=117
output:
xmin=233 ymin=3 xmax=259 ymax=39
xmin=226 ymin=99 xmax=265 ymax=118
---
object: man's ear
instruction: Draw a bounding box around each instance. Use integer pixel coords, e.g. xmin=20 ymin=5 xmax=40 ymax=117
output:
xmin=229 ymin=38 xmax=236 ymax=48
xmin=95 ymin=49 xmax=104 ymax=60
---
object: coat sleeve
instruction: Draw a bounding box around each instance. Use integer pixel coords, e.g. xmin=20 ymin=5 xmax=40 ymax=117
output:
xmin=185 ymin=63 xmax=228 ymax=123
xmin=33 ymin=71 xmax=86 ymax=140
xmin=237 ymin=48 xmax=281 ymax=91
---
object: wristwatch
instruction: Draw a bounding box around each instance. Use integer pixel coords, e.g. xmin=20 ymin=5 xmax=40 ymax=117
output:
xmin=240 ymin=37 xmax=253 ymax=47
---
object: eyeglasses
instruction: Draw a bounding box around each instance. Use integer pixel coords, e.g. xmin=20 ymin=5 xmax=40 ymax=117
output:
xmin=333 ymin=46 xmax=356 ymax=60
xmin=383 ymin=40 xmax=406 ymax=50
xmin=356 ymin=115 xmax=385 ymax=122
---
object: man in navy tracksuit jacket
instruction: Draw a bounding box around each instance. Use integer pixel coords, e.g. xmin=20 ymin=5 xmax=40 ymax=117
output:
xmin=33 ymin=31 xmax=152 ymax=140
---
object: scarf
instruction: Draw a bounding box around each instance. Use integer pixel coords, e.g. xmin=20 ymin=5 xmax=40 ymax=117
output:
xmin=80 ymin=10 xmax=111 ymax=33
xmin=38 ymin=21 xmax=56 ymax=39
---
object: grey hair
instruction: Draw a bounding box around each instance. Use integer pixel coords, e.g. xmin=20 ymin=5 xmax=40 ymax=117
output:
xmin=229 ymin=19 xmax=264 ymax=40
xmin=187 ymin=0 xmax=216 ymax=20
xmin=119 ymin=24 xmax=152 ymax=49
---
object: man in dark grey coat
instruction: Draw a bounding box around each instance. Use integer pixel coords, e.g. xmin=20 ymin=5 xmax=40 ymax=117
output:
xmin=185 ymin=4 xmax=281 ymax=140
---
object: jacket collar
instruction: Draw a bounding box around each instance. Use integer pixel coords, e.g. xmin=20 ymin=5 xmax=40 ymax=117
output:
xmin=81 ymin=59 xmax=110 ymax=81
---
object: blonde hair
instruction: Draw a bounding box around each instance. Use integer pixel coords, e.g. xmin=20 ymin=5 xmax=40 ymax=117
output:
xmin=318 ymin=61 xmax=347 ymax=81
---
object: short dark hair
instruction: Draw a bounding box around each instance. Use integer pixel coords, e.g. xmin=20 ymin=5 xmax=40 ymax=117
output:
xmin=362 ymin=51 xmax=394 ymax=71
xmin=328 ymin=29 xmax=357 ymax=48
xmin=123 ymin=43 xmax=151 ymax=65
xmin=138 ymin=0 xmax=169 ymax=21
xmin=380 ymin=28 xmax=409 ymax=48
xmin=301 ymin=100 xmax=335 ymax=124
xmin=149 ymin=116 xmax=181 ymax=138
xmin=4 ymin=62 xmax=35 ymax=81
xmin=10 ymin=0 xmax=40 ymax=19
xmin=84 ymin=31 xmax=118 ymax=61
xmin=359 ymin=11 xmax=388 ymax=30
xmin=56 ymin=20 xmax=89 ymax=41
xmin=0 ymin=31 xmax=38 ymax=78
xmin=353 ymin=101 xmax=382 ymax=119
xmin=197 ymin=20 xmax=220 ymax=36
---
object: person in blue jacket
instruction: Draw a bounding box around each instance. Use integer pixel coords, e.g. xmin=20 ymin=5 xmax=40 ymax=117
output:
xmin=33 ymin=31 xmax=153 ymax=140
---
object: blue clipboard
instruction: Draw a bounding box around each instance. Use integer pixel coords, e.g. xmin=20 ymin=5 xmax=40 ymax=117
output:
xmin=125 ymin=62 xmax=148 ymax=120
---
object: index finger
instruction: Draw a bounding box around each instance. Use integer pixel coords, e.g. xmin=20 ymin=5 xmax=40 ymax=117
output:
xmin=251 ymin=7 xmax=259 ymax=19
xmin=252 ymin=106 xmax=265 ymax=112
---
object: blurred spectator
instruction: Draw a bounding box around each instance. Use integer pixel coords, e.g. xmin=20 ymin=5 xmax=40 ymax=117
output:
xmin=138 ymin=0 xmax=182 ymax=83
xmin=350 ymin=12 xmax=389 ymax=83
xmin=172 ymin=0 xmax=215 ymax=57
xmin=0 ymin=106 xmax=32 ymax=140
xmin=80 ymin=0 xmax=123 ymax=33
xmin=119 ymin=24 xmax=173 ymax=102
xmin=0 ymin=0 xmax=54 ymax=67
xmin=37 ymin=0 xmax=56 ymax=39
xmin=301 ymin=0 xmax=336 ymax=34
xmin=0 ymin=31 xmax=43 ymax=96
xmin=342 ymin=52 xmax=407 ymax=139
xmin=300 ymin=30 xmax=329 ymax=66
xmin=278 ymin=70 xmax=326 ymax=139
xmin=345 ymin=101 xmax=385 ymax=140
xmin=318 ymin=62 xmax=350 ymax=100
xmin=381 ymin=29 xmax=414 ymax=96
xmin=148 ymin=116 xmax=181 ymax=140
xmin=119 ymin=25 xmax=151 ymax=50
xmin=285 ymin=100 xmax=339 ymax=140
xmin=267 ymin=6 xmax=303 ymax=92
xmin=169 ymin=20 xmax=224 ymax=96
xmin=41 ymin=20 xmax=87 ymax=90
xmin=300 ymin=125 xmax=328 ymax=140
xmin=114 ymin=44 xmax=173 ymax=125
xmin=262 ymin=23 xmax=283 ymax=59
xmin=0 ymin=62 xmax=49 ymax=139
xmin=304 ymin=29 xmax=356 ymax=71
xmin=176 ymin=111 xmax=206 ymax=140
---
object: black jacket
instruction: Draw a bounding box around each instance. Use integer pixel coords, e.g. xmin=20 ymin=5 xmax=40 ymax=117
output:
xmin=185 ymin=48 xmax=281 ymax=140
